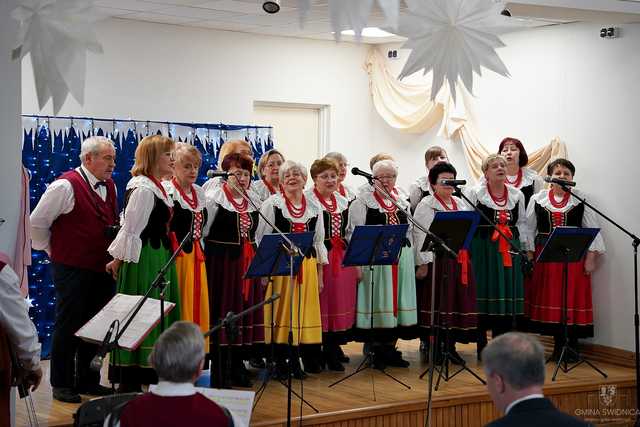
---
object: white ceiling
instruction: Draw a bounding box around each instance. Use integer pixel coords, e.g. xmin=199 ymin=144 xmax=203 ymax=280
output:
xmin=94 ymin=0 xmax=640 ymax=44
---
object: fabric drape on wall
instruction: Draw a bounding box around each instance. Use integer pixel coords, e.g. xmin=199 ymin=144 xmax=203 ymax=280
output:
xmin=365 ymin=48 xmax=446 ymax=134
xmin=365 ymin=47 xmax=567 ymax=181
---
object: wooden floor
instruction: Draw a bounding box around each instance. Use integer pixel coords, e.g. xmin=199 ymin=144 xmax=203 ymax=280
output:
xmin=15 ymin=339 xmax=637 ymax=426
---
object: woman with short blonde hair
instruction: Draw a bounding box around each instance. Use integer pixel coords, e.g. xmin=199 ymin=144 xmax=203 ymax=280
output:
xmin=467 ymin=153 xmax=531 ymax=358
xmin=256 ymin=159 xmax=327 ymax=377
xmin=106 ymin=135 xmax=181 ymax=389
xmin=346 ymin=159 xmax=417 ymax=368
xmin=163 ymin=142 xmax=209 ymax=349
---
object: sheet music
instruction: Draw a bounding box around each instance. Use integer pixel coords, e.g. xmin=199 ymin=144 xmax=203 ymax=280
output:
xmin=147 ymin=385 xmax=255 ymax=427
xmin=75 ymin=293 xmax=174 ymax=351
xmin=197 ymin=388 xmax=255 ymax=427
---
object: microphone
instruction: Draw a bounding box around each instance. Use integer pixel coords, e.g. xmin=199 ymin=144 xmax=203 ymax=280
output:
xmin=206 ymin=170 xmax=229 ymax=179
xmin=440 ymin=179 xmax=467 ymax=187
xmin=90 ymin=321 xmax=116 ymax=371
xmin=544 ymin=176 xmax=576 ymax=187
xmin=351 ymin=167 xmax=375 ymax=181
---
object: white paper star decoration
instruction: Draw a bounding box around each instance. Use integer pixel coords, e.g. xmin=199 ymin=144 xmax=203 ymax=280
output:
xmin=395 ymin=0 xmax=511 ymax=103
xmin=298 ymin=0 xmax=399 ymax=40
xmin=11 ymin=0 xmax=103 ymax=114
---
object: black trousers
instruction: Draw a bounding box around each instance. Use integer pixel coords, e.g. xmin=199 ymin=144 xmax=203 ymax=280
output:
xmin=50 ymin=263 xmax=115 ymax=390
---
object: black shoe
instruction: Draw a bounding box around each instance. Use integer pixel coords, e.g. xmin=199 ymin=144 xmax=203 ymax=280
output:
xmin=324 ymin=348 xmax=345 ymax=372
xmin=336 ymin=346 xmax=350 ymax=363
xmin=291 ymin=358 xmax=308 ymax=379
xmin=385 ymin=348 xmax=410 ymax=368
xmin=53 ymin=387 xmax=81 ymax=403
xmin=326 ymin=359 xmax=345 ymax=372
xmin=275 ymin=359 xmax=289 ymax=381
xmin=302 ymin=356 xmax=322 ymax=374
xmin=249 ymin=357 xmax=266 ymax=369
xmin=78 ymin=384 xmax=114 ymax=396
xmin=372 ymin=351 xmax=387 ymax=370
xmin=448 ymin=345 xmax=463 ymax=366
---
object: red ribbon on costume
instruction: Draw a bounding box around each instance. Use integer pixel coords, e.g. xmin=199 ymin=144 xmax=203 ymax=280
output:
xmin=551 ymin=211 xmax=564 ymax=228
xmin=192 ymin=241 xmax=205 ymax=324
xmin=241 ymin=239 xmax=256 ymax=301
xmin=169 ymin=232 xmax=182 ymax=256
xmin=329 ymin=236 xmax=346 ymax=277
xmin=292 ymin=222 xmax=306 ymax=283
xmin=457 ymin=249 xmax=470 ymax=286
xmin=491 ymin=211 xmax=514 ymax=267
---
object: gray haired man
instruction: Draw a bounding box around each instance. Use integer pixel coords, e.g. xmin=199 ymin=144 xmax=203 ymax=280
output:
xmin=112 ymin=321 xmax=244 ymax=427
xmin=31 ymin=136 xmax=119 ymax=403
xmin=482 ymin=332 xmax=592 ymax=427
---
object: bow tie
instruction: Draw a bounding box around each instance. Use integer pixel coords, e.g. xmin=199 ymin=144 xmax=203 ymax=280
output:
xmin=94 ymin=181 xmax=107 ymax=189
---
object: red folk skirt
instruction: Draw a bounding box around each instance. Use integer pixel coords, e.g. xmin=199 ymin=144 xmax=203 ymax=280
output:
xmin=525 ymin=244 xmax=594 ymax=338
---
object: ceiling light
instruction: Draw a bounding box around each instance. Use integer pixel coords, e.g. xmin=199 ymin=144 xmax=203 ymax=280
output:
xmin=340 ymin=27 xmax=396 ymax=38
xmin=263 ymin=0 xmax=280 ymax=14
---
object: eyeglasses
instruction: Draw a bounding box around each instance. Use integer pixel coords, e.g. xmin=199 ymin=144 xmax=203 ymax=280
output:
xmin=229 ymin=171 xmax=251 ymax=179
xmin=374 ymin=175 xmax=396 ymax=181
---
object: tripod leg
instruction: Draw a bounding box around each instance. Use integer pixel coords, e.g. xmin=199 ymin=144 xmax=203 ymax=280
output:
xmin=551 ymin=345 xmax=567 ymax=381
xmin=380 ymin=369 xmax=411 ymax=389
xmin=580 ymin=358 xmax=608 ymax=378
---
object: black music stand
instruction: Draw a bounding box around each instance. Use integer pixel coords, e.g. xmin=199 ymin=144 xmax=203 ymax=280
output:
xmin=329 ymin=224 xmax=410 ymax=398
xmin=418 ymin=211 xmax=485 ymax=390
xmin=537 ymin=226 xmax=607 ymax=381
xmin=245 ymin=232 xmax=319 ymax=421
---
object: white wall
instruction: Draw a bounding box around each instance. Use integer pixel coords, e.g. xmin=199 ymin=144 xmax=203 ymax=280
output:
xmin=374 ymin=22 xmax=640 ymax=351
xmin=20 ymin=18 xmax=377 ymax=190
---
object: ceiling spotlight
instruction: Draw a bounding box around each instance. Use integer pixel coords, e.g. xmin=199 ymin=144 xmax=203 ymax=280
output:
xmin=501 ymin=8 xmax=511 ymax=17
xmin=263 ymin=0 xmax=280 ymax=14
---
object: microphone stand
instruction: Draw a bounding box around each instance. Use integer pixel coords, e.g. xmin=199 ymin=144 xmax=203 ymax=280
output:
xmin=558 ymin=184 xmax=640 ymax=416
xmin=361 ymin=177 xmax=457 ymax=427
xmin=225 ymin=179 xmax=319 ymax=426
xmin=367 ymin=178 xmax=456 ymax=259
xmin=455 ymin=184 xmax=531 ymax=332
xmin=95 ymin=232 xmax=192 ymax=384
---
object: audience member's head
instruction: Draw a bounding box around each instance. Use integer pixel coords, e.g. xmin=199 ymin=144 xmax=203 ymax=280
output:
xmin=148 ymin=321 xmax=205 ymax=383
xmin=481 ymin=332 xmax=545 ymax=413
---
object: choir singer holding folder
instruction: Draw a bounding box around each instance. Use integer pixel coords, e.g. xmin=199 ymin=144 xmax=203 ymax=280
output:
xmin=30 ymin=136 xmax=118 ymax=403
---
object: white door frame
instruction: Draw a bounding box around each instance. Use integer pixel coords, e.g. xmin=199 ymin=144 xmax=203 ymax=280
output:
xmin=253 ymin=100 xmax=330 ymax=158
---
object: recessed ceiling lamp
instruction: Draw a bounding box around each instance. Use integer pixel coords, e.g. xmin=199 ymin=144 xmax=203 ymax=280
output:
xmin=263 ymin=0 xmax=280 ymax=14
xmin=340 ymin=27 xmax=396 ymax=37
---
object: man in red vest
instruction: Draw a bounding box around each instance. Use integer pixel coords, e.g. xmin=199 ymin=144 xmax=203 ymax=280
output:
xmin=31 ymin=136 xmax=119 ymax=403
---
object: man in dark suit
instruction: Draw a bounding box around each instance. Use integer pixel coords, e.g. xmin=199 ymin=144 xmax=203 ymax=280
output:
xmin=482 ymin=332 xmax=592 ymax=427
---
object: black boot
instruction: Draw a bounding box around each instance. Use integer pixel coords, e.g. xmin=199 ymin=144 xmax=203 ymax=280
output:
xmin=232 ymin=359 xmax=252 ymax=388
xmin=383 ymin=345 xmax=410 ymax=368
xmin=325 ymin=344 xmax=345 ymax=372
xmin=291 ymin=356 xmax=308 ymax=379
xmin=447 ymin=342 xmax=463 ymax=366
xmin=336 ymin=345 xmax=350 ymax=363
